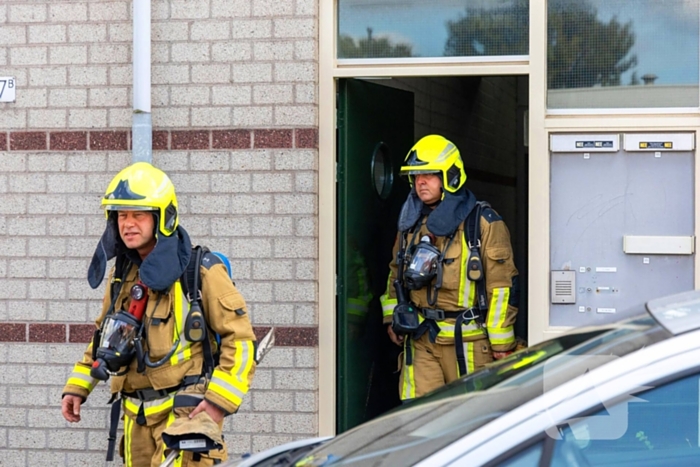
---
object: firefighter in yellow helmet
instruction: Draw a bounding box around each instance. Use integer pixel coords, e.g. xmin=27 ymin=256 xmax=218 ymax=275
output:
xmin=380 ymin=135 xmax=519 ymax=401
xmin=61 ymin=162 xmax=256 ymax=466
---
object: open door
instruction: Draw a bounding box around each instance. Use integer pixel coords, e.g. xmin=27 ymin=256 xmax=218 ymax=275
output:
xmin=337 ymin=79 xmax=414 ymax=432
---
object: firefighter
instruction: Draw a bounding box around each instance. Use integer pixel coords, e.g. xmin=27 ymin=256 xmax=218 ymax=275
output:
xmin=380 ymin=135 xmax=519 ymax=401
xmin=61 ymin=162 xmax=256 ymax=466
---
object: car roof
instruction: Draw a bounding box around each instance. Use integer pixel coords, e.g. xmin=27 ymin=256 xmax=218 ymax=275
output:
xmin=646 ymin=288 xmax=700 ymax=335
xmin=422 ymin=326 xmax=700 ymax=466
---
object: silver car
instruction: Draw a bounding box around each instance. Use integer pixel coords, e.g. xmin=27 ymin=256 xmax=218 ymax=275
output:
xmin=226 ymin=289 xmax=700 ymax=466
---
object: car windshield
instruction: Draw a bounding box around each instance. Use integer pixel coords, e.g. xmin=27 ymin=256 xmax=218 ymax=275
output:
xmin=395 ymin=327 xmax=609 ymax=412
xmin=296 ymin=314 xmax=672 ymax=467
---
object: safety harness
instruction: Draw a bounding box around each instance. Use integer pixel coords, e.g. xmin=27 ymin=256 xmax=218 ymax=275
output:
xmin=105 ymin=247 xmax=222 ymax=462
xmin=399 ymin=201 xmax=491 ymax=377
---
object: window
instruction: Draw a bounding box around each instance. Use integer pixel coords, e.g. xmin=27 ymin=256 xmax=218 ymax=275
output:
xmin=338 ymin=0 xmax=528 ymax=60
xmin=550 ymin=373 xmax=700 ymax=466
xmin=547 ymin=0 xmax=700 ymax=109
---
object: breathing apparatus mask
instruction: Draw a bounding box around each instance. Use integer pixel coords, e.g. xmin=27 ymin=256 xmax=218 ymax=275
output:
xmin=404 ymin=236 xmax=441 ymax=290
xmin=91 ymin=282 xmax=148 ymax=381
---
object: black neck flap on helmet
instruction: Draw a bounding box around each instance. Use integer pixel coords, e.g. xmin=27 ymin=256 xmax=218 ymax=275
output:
xmin=88 ymin=218 xmax=192 ymax=292
xmin=398 ymin=187 xmax=477 ymax=237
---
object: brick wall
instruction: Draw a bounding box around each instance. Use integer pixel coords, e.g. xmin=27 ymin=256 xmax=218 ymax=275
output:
xmin=0 ymin=0 xmax=319 ymax=465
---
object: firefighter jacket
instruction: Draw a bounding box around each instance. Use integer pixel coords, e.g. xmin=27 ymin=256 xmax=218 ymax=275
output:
xmin=380 ymin=196 xmax=519 ymax=352
xmin=63 ymin=250 xmax=256 ymax=424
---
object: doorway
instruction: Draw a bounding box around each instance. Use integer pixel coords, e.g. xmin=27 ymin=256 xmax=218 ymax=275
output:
xmin=336 ymin=75 xmax=529 ymax=433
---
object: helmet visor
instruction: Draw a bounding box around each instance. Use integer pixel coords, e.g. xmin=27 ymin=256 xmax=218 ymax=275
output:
xmin=104 ymin=204 xmax=158 ymax=211
xmin=402 ymin=169 xmax=441 ymax=177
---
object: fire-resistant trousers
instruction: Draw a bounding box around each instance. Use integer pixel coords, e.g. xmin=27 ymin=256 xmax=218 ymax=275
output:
xmin=398 ymin=332 xmax=493 ymax=401
xmin=121 ymin=412 xmax=226 ymax=467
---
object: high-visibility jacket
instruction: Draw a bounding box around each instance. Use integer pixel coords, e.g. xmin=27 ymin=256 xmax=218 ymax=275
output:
xmin=347 ymin=247 xmax=373 ymax=326
xmin=380 ymin=208 xmax=519 ymax=351
xmin=62 ymin=257 xmax=256 ymax=422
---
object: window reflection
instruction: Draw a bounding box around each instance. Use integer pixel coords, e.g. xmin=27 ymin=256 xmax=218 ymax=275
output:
xmin=337 ymin=0 xmax=529 ymax=59
xmin=547 ymin=0 xmax=700 ymax=109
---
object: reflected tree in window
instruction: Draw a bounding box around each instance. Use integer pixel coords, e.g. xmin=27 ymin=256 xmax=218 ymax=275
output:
xmin=444 ymin=0 xmax=529 ymax=56
xmin=444 ymin=0 xmax=638 ymax=89
xmin=339 ymin=28 xmax=414 ymax=58
xmin=548 ymin=0 xmax=637 ymax=89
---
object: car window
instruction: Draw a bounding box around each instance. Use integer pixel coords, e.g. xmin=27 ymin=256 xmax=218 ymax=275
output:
xmin=499 ymin=316 xmax=670 ymax=391
xmin=497 ymin=441 xmax=544 ymax=466
xmin=397 ymin=328 xmax=610 ymax=412
xmin=550 ymin=372 xmax=700 ymax=467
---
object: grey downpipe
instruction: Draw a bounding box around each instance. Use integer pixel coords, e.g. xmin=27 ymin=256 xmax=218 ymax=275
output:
xmin=132 ymin=0 xmax=152 ymax=164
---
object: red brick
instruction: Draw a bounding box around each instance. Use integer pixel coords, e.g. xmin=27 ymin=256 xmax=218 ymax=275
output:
xmin=69 ymin=324 xmax=96 ymax=343
xmin=50 ymin=131 xmax=87 ymax=151
xmin=253 ymin=129 xmax=293 ymax=148
xmin=253 ymin=326 xmax=317 ymax=347
xmin=172 ymin=130 xmax=209 ymax=150
xmin=90 ymin=131 xmax=128 ymax=150
xmin=212 ymin=130 xmax=250 ymax=149
xmin=295 ymin=128 xmax=318 ymax=148
xmin=10 ymin=131 xmax=47 ymax=151
xmin=0 ymin=323 xmax=26 ymax=342
xmin=152 ymin=131 xmax=169 ymax=150
xmin=0 ymin=132 xmax=7 ymax=151
xmin=29 ymin=323 xmax=66 ymax=343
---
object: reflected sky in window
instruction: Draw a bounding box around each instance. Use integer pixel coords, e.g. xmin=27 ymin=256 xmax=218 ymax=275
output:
xmin=339 ymin=0 xmax=699 ymax=88
xmin=338 ymin=0 xmax=516 ymax=58
xmin=590 ymin=0 xmax=698 ymax=85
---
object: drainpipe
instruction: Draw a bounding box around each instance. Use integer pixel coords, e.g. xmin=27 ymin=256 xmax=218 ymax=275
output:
xmin=132 ymin=0 xmax=152 ymax=163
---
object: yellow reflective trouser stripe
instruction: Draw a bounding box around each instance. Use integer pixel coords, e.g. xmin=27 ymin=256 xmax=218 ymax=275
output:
xmin=488 ymin=325 xmax=515 ymax=345
xmin=170 ymin=281 xmax=192 ymax=366
xmin=458 ymin=234 xmax=475 ymax=308
xmin=67 ymin=364 xmax=97 ymax=391
xmin=380 ymin=293 xmax=397 ymax=318
xmin=210 ymin=340 xmax=254 ymax=406
xmin=456 ymin=342 xmax=475 ymax=375
xmin=125 ymin=414 xmax=133 ymax=467
xmin=401 ymin=339 xmax=416 ymax=400
xmin=123 ymin=394 xmax=174 ymax=419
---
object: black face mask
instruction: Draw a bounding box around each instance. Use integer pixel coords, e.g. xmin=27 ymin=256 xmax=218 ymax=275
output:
xmin=404 ymin=237 xmax=441 ymax=291
xmin=90 ymin=311 xmax=142 ymax=381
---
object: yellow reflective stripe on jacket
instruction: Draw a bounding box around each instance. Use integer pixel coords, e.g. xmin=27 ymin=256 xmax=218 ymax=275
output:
xmin=458 ymin=234 xmax=475 ymax=308
xmin=487 ymin=287 xmax=509 ymax=329
xmin=123 ymin=394 xmax=174 ymax=419
xmin=66 ymin=364 xmax=97 ymax=392
xmin=209 ymin=340 xmax=254 ymax=406
xmin=170 ymin=281 xmax=193 ymax=366
xmin=347 ymin=297 xmax=369 ymax=317
xmin=417 ymin=314 xmax=484 ymax=340
xmin=486 ymin=287 xmax=514 ymax=345
xmin=487 ymin=325 xmax=515 ymax=345
xmin=380 ymin=293 xmax=397 ymax=319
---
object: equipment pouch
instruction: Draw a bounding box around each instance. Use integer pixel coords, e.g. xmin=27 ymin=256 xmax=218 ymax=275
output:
xmin=392 ymin=302 xmax=420 ymax=336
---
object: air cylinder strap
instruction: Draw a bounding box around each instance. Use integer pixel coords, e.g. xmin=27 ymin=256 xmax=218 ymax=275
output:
xmin=106 ymin=398 xmax=121 ymax=461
